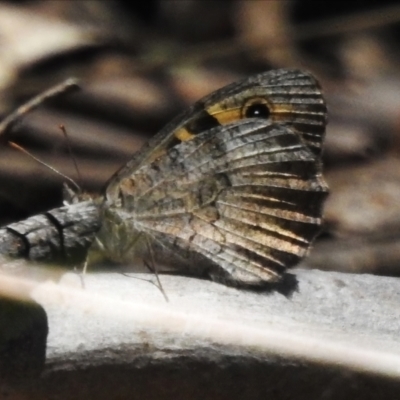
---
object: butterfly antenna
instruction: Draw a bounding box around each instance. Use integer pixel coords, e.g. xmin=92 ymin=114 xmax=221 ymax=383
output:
xmin=59 ymin=124 xmax=83 ymax=190
xmin=8 ymin=141 xmax=81 ymax=193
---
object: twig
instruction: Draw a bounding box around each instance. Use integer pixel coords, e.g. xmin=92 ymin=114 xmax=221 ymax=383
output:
xmin=0 ymin=200 xmax=101 ymax=264
xmin=0 ymin=78 xmax=80 ymax=138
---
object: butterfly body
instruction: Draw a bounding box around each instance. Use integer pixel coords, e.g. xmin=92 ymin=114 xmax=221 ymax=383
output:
xmin=96 ymin=69 xmax=328 ymax=288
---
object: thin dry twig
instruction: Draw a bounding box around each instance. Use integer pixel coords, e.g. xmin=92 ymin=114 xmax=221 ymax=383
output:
xmin=0 ymin=78 xmax=80 ymax=138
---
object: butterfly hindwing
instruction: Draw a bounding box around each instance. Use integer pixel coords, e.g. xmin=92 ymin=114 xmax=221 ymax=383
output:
xmin=104 ymin=119 xmax=327 ymax=287
xmin=99 ymin=68 xmax=328 ymax=288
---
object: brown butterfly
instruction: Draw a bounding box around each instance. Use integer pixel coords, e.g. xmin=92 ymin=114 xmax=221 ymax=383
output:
xmin=94 ymin=69 xmax=328 ymax=288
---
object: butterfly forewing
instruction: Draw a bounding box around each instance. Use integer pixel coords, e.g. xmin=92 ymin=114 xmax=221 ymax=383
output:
xmin=106 ymin=69 xmax=326 ymax=198
xmin=99 ymin=69 xmax=328 ymax=288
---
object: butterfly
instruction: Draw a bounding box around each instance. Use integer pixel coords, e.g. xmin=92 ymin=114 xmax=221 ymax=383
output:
xmin=93 ymin=69 xmax=329 ymax=288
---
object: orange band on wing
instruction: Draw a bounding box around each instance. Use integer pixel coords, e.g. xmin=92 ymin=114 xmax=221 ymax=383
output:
xmin=174 ymin=127 xmax=196 ymax=141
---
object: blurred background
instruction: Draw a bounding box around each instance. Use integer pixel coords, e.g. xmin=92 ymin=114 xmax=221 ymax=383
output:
xmin=0 ymin=0 xmax=400 ymax=278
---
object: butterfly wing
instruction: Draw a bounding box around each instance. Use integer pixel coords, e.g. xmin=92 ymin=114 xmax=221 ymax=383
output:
xmin=106 ymin=69 xmax=327 ymax=201
xmin=104 ymin=119 xmax=328 ymax=287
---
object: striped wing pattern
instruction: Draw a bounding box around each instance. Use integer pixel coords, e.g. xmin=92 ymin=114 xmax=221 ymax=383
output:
xmin=198 ymin=68 xmax=327 ymax=154
xmin=110 ymin=120 xmax=327 ymax=286
xmin=106 ymin=69 xmax=327 ymax=192
xmin=101 ymin=69 xmax=328 ymax=287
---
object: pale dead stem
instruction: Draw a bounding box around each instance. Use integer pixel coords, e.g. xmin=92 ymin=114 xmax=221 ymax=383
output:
xmin=1 ymin=268 xmax=400 ymax=380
